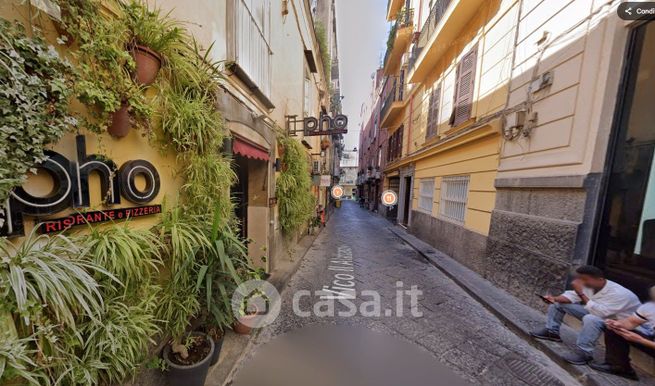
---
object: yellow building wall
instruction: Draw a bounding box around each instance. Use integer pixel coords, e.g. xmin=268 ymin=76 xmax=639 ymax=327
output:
xmin=403 ymin=0 xmax=518 ymax=156
xmin=411 ymin=132 xmax=500 ymax=236
xmin=2 ymin=2 xmax=185 ymax=242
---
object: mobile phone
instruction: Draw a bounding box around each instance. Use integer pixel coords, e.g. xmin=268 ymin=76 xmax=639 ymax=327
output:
xmin=536 ymin=294 xmax=553 ymax=304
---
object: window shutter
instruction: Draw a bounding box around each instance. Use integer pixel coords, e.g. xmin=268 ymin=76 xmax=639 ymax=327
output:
xmin=426 ymin=84 xmax=441 ymax=138
xmin=453 ymin=45 xmax=477 ymax=126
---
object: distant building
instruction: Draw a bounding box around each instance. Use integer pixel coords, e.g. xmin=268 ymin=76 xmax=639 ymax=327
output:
xmin=371 ymin=0 xmax=655 ymax=308
xmin=340 ymin=149 xmax=358 ymax=199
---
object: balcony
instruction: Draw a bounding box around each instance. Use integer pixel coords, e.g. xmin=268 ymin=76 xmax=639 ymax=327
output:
xmin=386 ymin=0 xmax=405 ymax=21
xmin=380 ymin=75 xmax=406 ymax=128
xmin=408 ymin=0 xmax=484 ymax=83
xmin=383 ymin=8 xmax=414 ymax=76
xmin=228 ymin=0 xmax=274 ymax=108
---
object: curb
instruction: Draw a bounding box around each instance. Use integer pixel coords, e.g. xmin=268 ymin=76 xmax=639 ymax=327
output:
xmin=219 ymin=226 xmax=326 ymax=386
xmin=387 ymin=225 xmax=650 ymax=386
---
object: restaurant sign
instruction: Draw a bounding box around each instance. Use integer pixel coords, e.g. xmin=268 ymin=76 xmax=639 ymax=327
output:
xmin=1 ymin=135 xmax=161 ymax=237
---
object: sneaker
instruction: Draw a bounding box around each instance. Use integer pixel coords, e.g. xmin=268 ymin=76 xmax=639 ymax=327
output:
xmin=530 ymin=328 xmax=562 ymax=342
xmin=563 ymin=351 xmax=592 ymax=365
xmin=589 ymin=362 xmax=639 ymax=381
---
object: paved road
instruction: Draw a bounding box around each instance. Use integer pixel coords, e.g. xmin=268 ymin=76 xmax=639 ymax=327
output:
xmin=231 ymin=201 xmax=580 ymax=386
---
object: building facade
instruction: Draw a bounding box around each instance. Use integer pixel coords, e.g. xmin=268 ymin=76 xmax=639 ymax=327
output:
xmin=368 ymin=0 xmax=655 ymax=308
xmin=138 ymin=0 xmax=343 ymax=270
xmin=2 ymin=0 xmax=341 ymax=274
xmin=340 ymin=149 xmax=359 ymax=199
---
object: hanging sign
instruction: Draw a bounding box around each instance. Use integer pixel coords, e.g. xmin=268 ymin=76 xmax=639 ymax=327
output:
xmin=304 ymin=113 xmax=348 ymax=136
xmin=319 ymin=175 xmax=332 ymax=187
xmin=381 ymin=190 xmax=398 ymax=207
xmin=286 ymin=113 xmax=348 ymax=137
xmin=1 ymin=135 xmax=161 ymax=237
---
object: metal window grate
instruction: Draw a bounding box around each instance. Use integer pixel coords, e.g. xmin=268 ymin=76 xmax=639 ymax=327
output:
xmin=440 ymin=175 xmax=469 ymax=223
xmin=418 ymin=178 xmax=435 ymax=213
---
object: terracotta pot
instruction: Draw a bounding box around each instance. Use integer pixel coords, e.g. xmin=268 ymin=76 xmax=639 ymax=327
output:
xmin=233 ymin=315 xmax=256 ymax=335
xmin=108 ymin=103 xmax=131 ymax=138
xmin=131 ymin=45 xmax=162 ymax=86
xmin=321 ymin=139 xmax=331 ymax=150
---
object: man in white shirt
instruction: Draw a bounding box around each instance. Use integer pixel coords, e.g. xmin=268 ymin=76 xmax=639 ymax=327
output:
xmin=589 ymin=287 xmax=655 ymax=380
xmin=530 ymin=266 xmax=641 ymax=365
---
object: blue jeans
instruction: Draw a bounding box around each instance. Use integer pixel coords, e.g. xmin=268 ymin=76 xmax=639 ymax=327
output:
xmin=545 ymin=303 xmax=605 ymax=355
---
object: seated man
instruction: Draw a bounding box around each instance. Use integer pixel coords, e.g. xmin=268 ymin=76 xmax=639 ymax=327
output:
xmin=589 ymin=286 xmax=655 ymax=380
xmin=530 ymin=266 xmax=641 ymax=364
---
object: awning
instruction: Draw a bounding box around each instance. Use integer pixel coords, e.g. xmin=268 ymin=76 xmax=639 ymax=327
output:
xmin=233 ymin=137 xmax=269 ymax=161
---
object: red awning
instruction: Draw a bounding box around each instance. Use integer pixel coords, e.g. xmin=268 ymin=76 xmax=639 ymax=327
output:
xmin=233 ymin=137 xmax=269 ymax=161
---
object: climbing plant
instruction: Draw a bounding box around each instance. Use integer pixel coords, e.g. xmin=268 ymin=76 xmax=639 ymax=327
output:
xmin=0 ymin=20 xmax=75 ymax=217
xmin=276 ymin=135 xmax=316 ymax=234
xmin=0 ymin=1 xmax=252 ymax=384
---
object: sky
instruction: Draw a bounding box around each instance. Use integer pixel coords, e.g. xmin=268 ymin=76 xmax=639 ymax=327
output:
xmin=335 ymin=0 xmax=389 ymax=151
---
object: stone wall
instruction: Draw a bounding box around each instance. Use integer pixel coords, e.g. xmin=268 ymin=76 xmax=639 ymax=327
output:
xmin=409 ymin=210 xmax=488 ymax=274
xmin=484 ymin=175 xmax=601 ymax=309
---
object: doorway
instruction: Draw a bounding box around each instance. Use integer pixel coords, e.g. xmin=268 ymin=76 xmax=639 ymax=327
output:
xmin=402 ymin=176 xmax=412 ymax=226
xmin=387 ymin=176 xmax=400 ymax=221
xmin=595 ymin=22 xmax=655 ymax=299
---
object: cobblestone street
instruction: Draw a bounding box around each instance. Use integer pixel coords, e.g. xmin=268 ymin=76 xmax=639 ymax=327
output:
xmin=231 ymin=202 xmax=580 ymax=385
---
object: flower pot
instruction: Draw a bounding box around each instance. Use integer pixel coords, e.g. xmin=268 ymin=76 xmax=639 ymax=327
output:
xmin=108 ymin=103 xmax=131 ymax=138
xmin=320 ymin=139 xmax=331 ymax=150
xmin=233 ymin=316 xmax=256 ymax=335
xmin=163 ymin=332 xmax=214 ymax=386
xmin=209 ymin=333 xmax=224 ymax=366
xmin=131 ymin=45 xmax=162 ymax=86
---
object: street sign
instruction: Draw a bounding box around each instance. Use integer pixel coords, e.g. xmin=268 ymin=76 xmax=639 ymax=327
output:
xmin=319 ymin=175 xmax=331 ymax=187
xmin=381 ymin=190 xmax=398 ymax=207
xmin=331 ymin=185 xmax=345 ymax=199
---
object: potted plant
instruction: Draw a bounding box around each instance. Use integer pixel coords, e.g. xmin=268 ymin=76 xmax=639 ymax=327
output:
xmin=108 ymin=101 xmax=131 ymax=137
xmin=233 ymin=303 xmax=259 ymax=335
xmin=163 ymin=332 xmax=215 ymax=386
xmin=121 ymin=1 xmax=183 ymax=86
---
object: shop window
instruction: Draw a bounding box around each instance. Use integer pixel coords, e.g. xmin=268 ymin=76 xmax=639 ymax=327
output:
xmin=418 ymin=178 xmax=434 ymax=213
xmin=440 ymin=175 xmax=469 ymax=223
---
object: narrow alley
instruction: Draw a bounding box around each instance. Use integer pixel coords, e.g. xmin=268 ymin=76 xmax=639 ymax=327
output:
xmin=229 ymin=201 xmax=579 ymax=386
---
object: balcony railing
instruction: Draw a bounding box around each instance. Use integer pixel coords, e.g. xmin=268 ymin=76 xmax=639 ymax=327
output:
xmin=383 ymin=8 xmax=414 ymax=67
xmin=380 ymin=75 xmax=405 ymax=122
xmin=409 ymin=0 xmax=451 ymax=72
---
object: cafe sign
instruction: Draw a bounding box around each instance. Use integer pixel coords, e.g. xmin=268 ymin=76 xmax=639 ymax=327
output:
xmin=1 ymin=135 xmax=161 ymax=237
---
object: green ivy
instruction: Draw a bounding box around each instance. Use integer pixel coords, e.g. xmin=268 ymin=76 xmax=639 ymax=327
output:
xmin=0 ymin=20 xmax=75 ymax=213
xmin=276 ymin=135 xmax=315 ymax=234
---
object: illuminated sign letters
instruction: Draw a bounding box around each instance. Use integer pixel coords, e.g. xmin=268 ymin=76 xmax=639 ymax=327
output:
xmin=1 ymin=135 xmax=161 ymax=237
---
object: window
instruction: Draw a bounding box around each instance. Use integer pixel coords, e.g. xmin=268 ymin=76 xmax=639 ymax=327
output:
xmin=452 ymin=46 xmax=477 ymax=126
xmin=418 ymin=179 xmax=435 ymax=213
xmin=312 ymin=160 xmax=319 ymax=174
xmin=426 ymin=84 xmax=441 ymax=138
xmin=229 ymin=0 xmax=273 ymax=102
xmin=304 ymin=76 xmax=311 ymax=116
xmin=387 ymin=126 xmax=404 ymax=162
xmin=440 ymin=175 xmax=470 ymax=223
